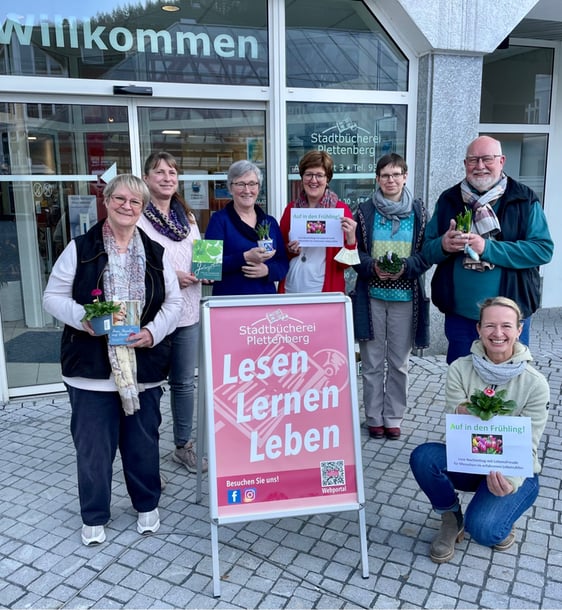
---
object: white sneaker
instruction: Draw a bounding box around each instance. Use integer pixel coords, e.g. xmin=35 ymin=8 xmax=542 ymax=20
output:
xmin=137 ymin=508 xmax=160 ymax=534
xmin=81 ymin=524 xmax=106 ymax=546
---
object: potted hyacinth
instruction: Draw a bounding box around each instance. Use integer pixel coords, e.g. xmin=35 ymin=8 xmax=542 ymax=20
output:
xmin=455 ymin=206 xmax=479 ymax=261
xmin=81 ymin=288 xmax=121 ymax=336
xmin=256 ymin=221 xmax=274 ymax=252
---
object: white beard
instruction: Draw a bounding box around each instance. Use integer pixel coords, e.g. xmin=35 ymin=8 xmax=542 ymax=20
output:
xmin=468 ymin=173 xmax=498 ymax=192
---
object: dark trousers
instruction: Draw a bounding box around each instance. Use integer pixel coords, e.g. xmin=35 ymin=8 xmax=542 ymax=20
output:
xmin=66 ymin=384 xmax=162 ymax=526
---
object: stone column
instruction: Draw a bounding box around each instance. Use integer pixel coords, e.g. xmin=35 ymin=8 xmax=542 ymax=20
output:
xmin=379 ymin=0 xmax=540 ymax=354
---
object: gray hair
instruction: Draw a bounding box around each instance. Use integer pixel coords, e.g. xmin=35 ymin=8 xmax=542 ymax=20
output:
xmin=227 ymin=160 xmax=262 ymax=193
xmin=466 ymin=135 xmax=503 ymax=157
xmin=103 ymin=174 xmax=151 ymax=209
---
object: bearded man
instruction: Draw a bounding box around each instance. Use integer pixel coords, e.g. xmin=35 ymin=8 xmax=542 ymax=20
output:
xmin=423 ymin=135 xmax=553 ymax=364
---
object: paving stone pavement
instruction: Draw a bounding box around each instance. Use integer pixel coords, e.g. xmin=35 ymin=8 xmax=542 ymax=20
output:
xmin=1 ymin=307 xmax=562 ymax=609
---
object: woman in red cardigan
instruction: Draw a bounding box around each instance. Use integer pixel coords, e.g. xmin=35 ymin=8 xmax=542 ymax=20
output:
xmin=278 ymin=150 xmax=358 ymax=293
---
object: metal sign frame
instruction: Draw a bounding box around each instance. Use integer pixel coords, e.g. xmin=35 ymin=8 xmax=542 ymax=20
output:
xmin=196 ymin=292 xmax=368 ymax=597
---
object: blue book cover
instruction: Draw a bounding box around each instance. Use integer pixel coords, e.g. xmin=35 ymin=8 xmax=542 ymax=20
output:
xmin=108 ymin=300 xmax=141 ymax=346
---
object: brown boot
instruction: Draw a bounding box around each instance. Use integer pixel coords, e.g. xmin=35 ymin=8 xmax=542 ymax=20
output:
xmin=430 ymin=510 xmax=464 ymax=563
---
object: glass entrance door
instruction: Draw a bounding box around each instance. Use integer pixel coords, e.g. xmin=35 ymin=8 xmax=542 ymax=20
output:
xmin=0 ymin=99 xmax=266 ymax=397
xmin=0 ymin=101 xmax=131 ymax=395
xmin=137 ymin=106 xmax=266 ymax=234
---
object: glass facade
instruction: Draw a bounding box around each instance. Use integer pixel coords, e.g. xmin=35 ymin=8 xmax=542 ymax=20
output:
xmin=481 ymin=45 xmax=554 ymax=124
xmin=481 ymin=132 xmax=548 ymax=203
xmin=138 ymin=106 xmax=266 ymax=231
xmin=0 ymin=101 xmax=134 ymax=389
xmin=287 ymin=102 xmax=406 ymax=212
xmin=480 ymin=43 xmax=554 ymax=205
xmin=0 ymin=0 xmax=410 ymax=397
xmin=0 ymin=0 xmax=269 ymax=85
xmin=285 ymin=0 xmax=407 ymax=90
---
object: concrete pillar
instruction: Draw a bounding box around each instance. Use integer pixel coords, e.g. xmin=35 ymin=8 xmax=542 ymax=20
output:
xmin=414 ymin=53 xmax=483 ymax=354
xmin=375 ymin=0 xmax=540 ymax=354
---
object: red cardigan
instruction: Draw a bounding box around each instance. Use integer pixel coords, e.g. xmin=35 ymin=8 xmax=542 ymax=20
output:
xmin=278 ymin=200 xmax=357 ymax=293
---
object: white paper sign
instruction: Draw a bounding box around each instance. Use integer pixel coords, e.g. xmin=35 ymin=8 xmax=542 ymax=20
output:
xmin=290 ymin=208 xmax=344 ymax=247
xmin=445 ymin=414 xmax=533 ymax=477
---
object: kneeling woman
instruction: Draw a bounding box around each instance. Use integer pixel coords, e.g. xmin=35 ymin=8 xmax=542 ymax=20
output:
xmin=410 ymin=297 xmax=549 ymax=562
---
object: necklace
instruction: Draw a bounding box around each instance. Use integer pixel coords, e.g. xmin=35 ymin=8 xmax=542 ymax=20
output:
xmin=301 ymin=247 xmax=307 ymax=262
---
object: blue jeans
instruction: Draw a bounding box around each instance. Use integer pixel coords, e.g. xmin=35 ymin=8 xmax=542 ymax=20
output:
xmin=409 ymin=442 xmax=539 ymax=547
xmin=444 ymin=313 xmax=531 ymax=364
xmin=169 ymin=323 xmax=200 ymax=447
xmin=66 ymin=384 xmax=163 ymax=526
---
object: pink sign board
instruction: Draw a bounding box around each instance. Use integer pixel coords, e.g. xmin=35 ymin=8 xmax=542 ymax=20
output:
xmin=206 ymin=299 xmax=360 ymax=519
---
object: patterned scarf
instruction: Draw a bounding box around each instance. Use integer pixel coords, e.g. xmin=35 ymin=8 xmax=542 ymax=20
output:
xmin=472 ymin=352 xmax=527 ymax=386
xmin=102 ymin=221 xmax=146 ymax=415
xmin=143 ymin=197 xmax=191 ymax=241
xmin=294 ymin=188 xmax=339 ymax=208
xmin=373 ymin=185 xmax=414 ymax=236
xmin=460 ymin=174 xmax=506 ymax=271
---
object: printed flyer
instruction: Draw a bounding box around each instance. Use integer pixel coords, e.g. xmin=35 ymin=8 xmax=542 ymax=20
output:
xmin=445 ymin=414 xmax=533 ymax=477
xmin=192 ymin=239 xmax=223 ymax=280
xmin=289 ymin=208 xmax=344 ymax=247
xmin=208 ymin=300 xmax=358 ymax=518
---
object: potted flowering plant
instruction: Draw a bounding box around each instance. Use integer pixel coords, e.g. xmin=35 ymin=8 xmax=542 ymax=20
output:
xmin=81 ymin=288 xmax=121 ymax=336
xmin=256 ymin=221 xmax=274 ymax=252
xmin=464 ymin=387 xmax=517 ymax=421
xmin=376 ymin=251 xmax=403 ymax=274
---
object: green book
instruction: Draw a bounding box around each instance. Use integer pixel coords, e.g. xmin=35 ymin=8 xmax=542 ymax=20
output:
xmin=192 ymin=239 xmax=223 ymax=280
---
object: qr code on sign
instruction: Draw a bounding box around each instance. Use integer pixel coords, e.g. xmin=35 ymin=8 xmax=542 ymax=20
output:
xmin=320 ymin=460 xmax=345 ymax=487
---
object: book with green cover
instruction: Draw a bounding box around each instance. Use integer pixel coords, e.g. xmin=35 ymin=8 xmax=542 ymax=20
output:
xmin=192 ymin=239 xmax=223 ymax=280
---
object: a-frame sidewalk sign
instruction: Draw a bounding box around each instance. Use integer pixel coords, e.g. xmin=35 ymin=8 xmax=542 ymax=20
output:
xmin=196 ymin=292 xmax=368 ymax=597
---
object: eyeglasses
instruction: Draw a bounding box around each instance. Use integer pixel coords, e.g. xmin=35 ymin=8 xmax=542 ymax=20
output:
xmin=303 ymin=172 xmax=327 ymax=181
xmin=378 ymin=172 xmax=404 ymax=181
xmin=110 ymin=194 xmax=143 ymax=208
xmin=465 ymin=155 xmax=502 ymax=166
xmin=231 ymin=181 xmax=259 ymax=189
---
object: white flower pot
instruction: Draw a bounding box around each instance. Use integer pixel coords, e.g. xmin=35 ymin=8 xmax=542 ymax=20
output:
xmin=258 ymin=239 xmax=274 ymax=252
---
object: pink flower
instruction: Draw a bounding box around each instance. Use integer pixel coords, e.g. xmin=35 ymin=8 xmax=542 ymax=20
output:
xmin=91 ymin=288 xmax=102 ymax=298
xmin=483 ymin=387 xmax=496 ymax=397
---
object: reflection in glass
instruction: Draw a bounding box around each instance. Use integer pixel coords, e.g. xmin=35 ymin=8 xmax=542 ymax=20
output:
xmin=481 ymin=46 xmax=554 ymax=125
xmin=138 ymin=106 xmax=266 ymax=232
xmin=0 ymin=101 xmax=131 ymax=388
xmin=285 ymin=0 xmax=407 ymax=90
xmin=287 ymin=101 xmax=407 ymax=213
xmin=0 ymin=0 xmax=268 ymax=85
xmin=483 ymin=132 xmax=547 ymax=203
